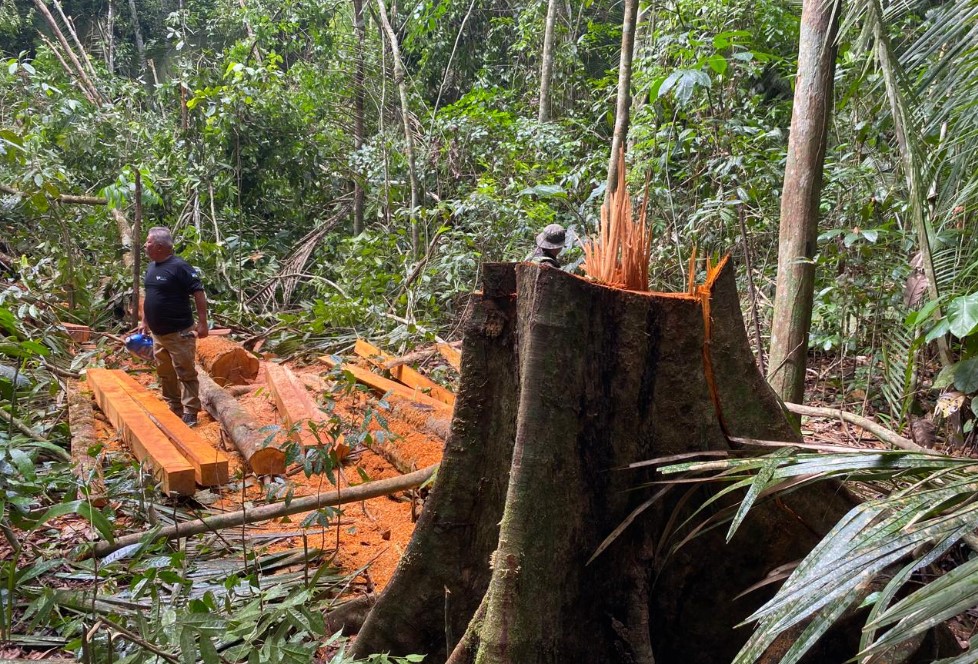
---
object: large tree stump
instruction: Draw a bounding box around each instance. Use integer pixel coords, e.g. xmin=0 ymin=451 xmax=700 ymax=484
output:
xmin=196 ymin=336 xmax=259 ymax=386
xmin=352 ymin=260 xmax=920 ymax=663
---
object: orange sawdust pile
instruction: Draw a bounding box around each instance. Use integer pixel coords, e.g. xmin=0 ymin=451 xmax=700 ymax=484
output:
xmin=95 ymin=357 xmax=450 ymax=591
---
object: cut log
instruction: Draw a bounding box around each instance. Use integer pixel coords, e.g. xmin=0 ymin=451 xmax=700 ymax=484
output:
xmin=436 ymin=342 xmax=461 ymax=370
xmin=319 ymin=357 xmax=451 ymax=415
xmin=197 ymin=368 xmax=286 ymax=475
xmin=109 ymin=370 xmax=229 ymax=485
xmin=264 ymin=361 xmax=349 ymax=459
xmin=353 ymin=261 xmax=920 ymax=663
xmin=196 ymin=336 xmax=259 ymax=386
xmin=67 ymin=380 xmax=107 ymax=507
xmin=61 ymin=323 xmax=91 ymax=343
xmin=388 ymin=397 xmax=451 ymax=441
xmin=86 ymin=369 xmax=195 ymax=496
xmin=354 ymin=339 xmax=456 ymax=407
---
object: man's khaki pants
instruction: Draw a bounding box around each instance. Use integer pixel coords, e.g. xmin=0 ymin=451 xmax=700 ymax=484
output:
xmin=152 ymin=329 xmax=200 ymax=416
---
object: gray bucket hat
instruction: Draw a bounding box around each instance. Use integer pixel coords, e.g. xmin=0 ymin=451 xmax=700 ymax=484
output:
xmin=536 ymin=224 xmax=566 ymax=250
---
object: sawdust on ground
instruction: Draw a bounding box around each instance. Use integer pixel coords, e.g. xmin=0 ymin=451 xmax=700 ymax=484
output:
xmin=96 ymin=354 xmax=450 ymax=591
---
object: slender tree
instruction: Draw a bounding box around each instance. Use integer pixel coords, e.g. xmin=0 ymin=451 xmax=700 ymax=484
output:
xmin=767 ymin=0 xmax=841 ymax=405
xmin=376 ymin=0 xmax=420 ymax=258
xmin=352 ymin=0 xmax=366 ymax=234
xmin=606 ymin=0 xmax=639 ymax=195
xmin=538 ymin=0 xmax=560 ymax=122
xmin=127 ymin=0 xmax=147 ymax=76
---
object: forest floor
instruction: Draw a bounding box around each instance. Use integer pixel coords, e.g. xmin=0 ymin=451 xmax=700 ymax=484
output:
xmin=3 ymin=342 xmax=976 ymax=660
xmin=114 ymin=352 xmax=449 ymax=592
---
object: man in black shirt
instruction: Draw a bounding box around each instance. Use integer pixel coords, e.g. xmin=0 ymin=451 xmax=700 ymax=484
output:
xmin=139 ymin=227 xmax=209 ymax=426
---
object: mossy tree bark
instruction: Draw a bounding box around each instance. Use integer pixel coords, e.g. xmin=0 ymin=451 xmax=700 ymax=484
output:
xmin=767 ymin=0 xmax=840 ymax=406
xmin=354 ymin=261 xmax=870 ymax=663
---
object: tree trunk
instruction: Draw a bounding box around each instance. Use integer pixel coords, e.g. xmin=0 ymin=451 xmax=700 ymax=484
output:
xmin=766 ymin=0 xmax=840 ymax=405
xmin=197 ymin=369 xmax=286 ymax=475
xmin=131 ymin=170 xmax=141 ymax=329
xmin=352 ymin=0 xmax=366 ymax=234
xmin=52 ymin=0 xmax=98 ymax=81
xmin=32 ymin=0 xmax=102 ymax=103
xmin=353 ymin=261 xmax=870 ymax=663
xmin=111 ymin=208 xmax=134 ymax=269
xmin=605 ymin=0 xmax=639 ymax=196
xmin=68 ymin=380 xmax=107 ymax=508
xmin=126 ymin=0 xmax=148 ymax=76
xmin=375 ymin=0 xmax=420 ymax=258
xmin=538 ymin=0 xmax=560 ymax=123
xmin=353 ymin=265 xmax=522 ymax=660
xmin=106 ymin=0 xmax=114 ymax=74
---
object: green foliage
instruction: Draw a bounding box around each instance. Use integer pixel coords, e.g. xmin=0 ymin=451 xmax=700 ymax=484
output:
xmin=646 ymin=446 xmax=978 ymax=663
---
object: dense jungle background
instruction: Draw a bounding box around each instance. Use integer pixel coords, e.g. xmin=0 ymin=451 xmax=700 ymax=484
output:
xmin=5 ymin=0 xmax=978 ymax=659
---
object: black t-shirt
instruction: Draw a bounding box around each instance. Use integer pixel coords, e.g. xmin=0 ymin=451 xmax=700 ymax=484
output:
xmin=144 ymin=256 xmax=204 ymax=335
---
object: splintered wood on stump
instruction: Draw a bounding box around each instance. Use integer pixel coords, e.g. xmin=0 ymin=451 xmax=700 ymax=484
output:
xmin=196 ymin=336 xmax=259 ymax=386
xmin=197 ymin=369 xmax=286 ymax=475
xmin=352 ymin=260 xmax=911 ymax=664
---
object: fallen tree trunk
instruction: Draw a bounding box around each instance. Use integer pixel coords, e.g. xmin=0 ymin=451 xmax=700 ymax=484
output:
xmin=87 ymin=464 xmax=436 ymax=559
xmin=68 ymin=380 xmax=107 ymax=507
xmin=196 ymin=336 xmax=259 ymax=386
xmin=353 ymin=261 xmax=945 ymax=663
xmin=784 ymin=402 xmax=922 ymax=451
xmin=197 ymin=368 xmax=286 ymax=475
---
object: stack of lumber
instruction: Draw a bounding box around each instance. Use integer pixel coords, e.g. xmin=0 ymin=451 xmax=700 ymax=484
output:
xmin=86 ymin=368 xmax=230 ymax=496
xmin=319 ymin=339 xmax=457 ymax=416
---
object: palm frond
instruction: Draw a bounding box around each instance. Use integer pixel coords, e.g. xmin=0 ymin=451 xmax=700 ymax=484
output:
xmin=646 ymin=447 xmax=978 ymax=663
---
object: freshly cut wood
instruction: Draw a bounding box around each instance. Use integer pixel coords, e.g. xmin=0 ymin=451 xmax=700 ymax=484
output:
xmin=388 ymin=397 xmax=451 ymax=440
xmin=86 ymin=369 xmax=195 ymax=496
xmin=436 ymin=343 xmax=461 ymax=370
xmin=353 ymin=261 xmax=875 ymax=663
xmin=197 ymin=368 xmax=286 ymax=475
xmin=61 ymin=323 xmax=91 ymax=343
xmin=196 ymin=336 xmax=259 ymax=386
xmin=89 ymin=464 xmax=437 ymax=559
xmin=264 ymin=361 xmax=349 ymax=458
xmin=68 ymin=380 xmax=107 ymax=507
xmin=319 ymin=356 xmax=451 ymax=414
xmin=109 ymin=370 xmax=230 ymax=485
xmin=354 ymin=339 xmax=456 ymax=407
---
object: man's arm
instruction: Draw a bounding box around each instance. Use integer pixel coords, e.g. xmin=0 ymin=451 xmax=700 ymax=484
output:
xmin=193 ymin=290 xmax=209 ymax=339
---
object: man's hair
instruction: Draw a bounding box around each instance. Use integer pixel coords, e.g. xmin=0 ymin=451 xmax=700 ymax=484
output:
xmin=147 ymin=227 xmax=174 ymax=248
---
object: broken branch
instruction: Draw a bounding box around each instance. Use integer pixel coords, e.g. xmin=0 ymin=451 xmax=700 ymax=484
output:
xmin=783 ymin=402 xmax=922 ymax=451
xmin=87 ymin=463 xmax=437 ymax=559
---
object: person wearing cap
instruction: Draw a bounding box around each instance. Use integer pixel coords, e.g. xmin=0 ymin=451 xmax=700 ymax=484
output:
xmin=531 ymin=223 xmax=566 ymax=268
